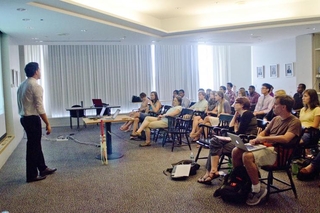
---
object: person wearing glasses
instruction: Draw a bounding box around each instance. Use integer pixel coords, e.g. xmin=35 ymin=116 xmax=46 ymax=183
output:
xmin=253 ymin=83 xmax=274 ymax=119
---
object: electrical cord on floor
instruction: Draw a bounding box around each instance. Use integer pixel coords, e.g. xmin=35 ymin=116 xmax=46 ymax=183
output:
xmin=68 ymin=136 xmax=100 ymax=147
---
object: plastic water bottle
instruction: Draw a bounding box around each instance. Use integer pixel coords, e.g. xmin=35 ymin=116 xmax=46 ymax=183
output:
xmin=190 ymin=152 xmax=194 ymax=161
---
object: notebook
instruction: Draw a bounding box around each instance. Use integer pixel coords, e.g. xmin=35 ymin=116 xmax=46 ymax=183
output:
xmin=103 ymin=109 xmax=120 ymax=120
xmin=171 ymin=164 xmax=191 ymax=178
xmin=227 ymin=132 xmax=266 ymax=152
xmin=89 ymin=106 xmax=107 ymax=120
xmin=92 ymin=99 xmax=103 ymax=106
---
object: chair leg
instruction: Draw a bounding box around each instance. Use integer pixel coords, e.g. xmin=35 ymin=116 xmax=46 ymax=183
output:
xmin=266 ymin=171 xmax=273 ymax=201
xmin=70 ymin=117 xmax=73 ymax=129
xmin=185 ymin=133 xmax=192 ymax=150
xmin=171 ymin=134 xmax=176 ymax=152
xmin=162 ymin=133 xmax=167 ymax=147
xmin=195 ymin=145 xmax=203 ymax=162
xmin=286 ymin=169 xmax=298 ymax=198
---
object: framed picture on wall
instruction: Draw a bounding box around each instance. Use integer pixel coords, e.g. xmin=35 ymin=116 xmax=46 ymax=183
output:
xmin=270 ymin=64 xmax=278 ymax=78
xmin=285 ymin=63 xmax=294 ymax=77
xmin=257 ymin=66 xmax=264 ymax=78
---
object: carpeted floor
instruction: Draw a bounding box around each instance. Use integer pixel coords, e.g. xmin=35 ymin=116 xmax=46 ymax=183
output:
xmin=0 ymin=123 xmax=319 ymax=213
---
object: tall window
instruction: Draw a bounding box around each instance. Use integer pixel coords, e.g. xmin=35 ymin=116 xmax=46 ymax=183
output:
xmin=198 ymin=45 xmax=214 ymax=90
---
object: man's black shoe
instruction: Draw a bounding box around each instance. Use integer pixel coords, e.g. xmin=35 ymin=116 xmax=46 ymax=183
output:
xmin=40 ymin=167 xmax=57 ymax=176
xmin=27 ymin=175 xmax=46 ymax=183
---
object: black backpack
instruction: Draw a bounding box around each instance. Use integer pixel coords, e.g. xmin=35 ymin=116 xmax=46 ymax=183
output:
xmin=214 ymin=166 xmax=252 ymax=203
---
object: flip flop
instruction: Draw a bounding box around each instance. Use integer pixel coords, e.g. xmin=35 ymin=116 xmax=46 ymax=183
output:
xmin=130 ymin=132 xmax=141 ymax=137
xmin=197 ymin=173 xmax=219 ymax=185
xmin=139 ymin=142 xmax=151 ymax=147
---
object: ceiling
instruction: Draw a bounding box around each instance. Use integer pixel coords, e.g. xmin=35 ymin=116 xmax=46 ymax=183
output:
xmin=1 ymin=0 xmax=320 ymax=45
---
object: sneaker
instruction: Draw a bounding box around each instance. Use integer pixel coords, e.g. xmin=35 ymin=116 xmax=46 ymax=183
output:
xmin=246 ymin=187 xmax=267 ymax=206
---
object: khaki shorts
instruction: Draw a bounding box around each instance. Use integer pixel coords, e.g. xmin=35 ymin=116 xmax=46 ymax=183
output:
xmin=208 ymin=117 xmax=219 ymax=126
xmin=252 ymin=147 xmax=277 ymax=167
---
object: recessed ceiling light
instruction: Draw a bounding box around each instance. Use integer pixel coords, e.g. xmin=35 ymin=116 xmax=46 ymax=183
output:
xmin=236 ymin=1 xmax=245 ymax=5
xmin=17 ymin=8 xmax=26 ymax=11
xmin=32 ymin=38 xmax=38 ymax=40
xmin=22 ymin=18 xmax=30 ymax=21
xmin=80 ymin=29 xmax=87 ymax=32
xmin=57 ymin=33 xmax=69 ymax=36
xmin=313 ymin=28 xmax=316 ymax=30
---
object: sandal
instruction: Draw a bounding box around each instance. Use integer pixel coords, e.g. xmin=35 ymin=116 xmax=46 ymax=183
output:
xmin=139 ymin=142 xmax=151 ymax=147
xmin=197 ymin=172 xmax=219 ymax=185
xmin=130 ymin=132 xmax=141 ymax=137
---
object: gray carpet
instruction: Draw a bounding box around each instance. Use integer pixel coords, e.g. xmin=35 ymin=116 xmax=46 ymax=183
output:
xmin=0 ymin=124 xmax=319 ymax=213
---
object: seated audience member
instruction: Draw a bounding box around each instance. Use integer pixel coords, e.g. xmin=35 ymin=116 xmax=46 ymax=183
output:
xmin=248 ymin=85 xmax=260 ymax=110
xmin=130 ymin=91 xmax=162 ymax=136
xmin=189 ymin=91 xmax=216 ymax=141
xmin=299 ymin=152 xmax=320 ymax=179
xmin=203 ymin=91 xmax=231 ymax=127
xmin=131 ymin=96 xmax=183 ymax=147
xmin=294 ymin=89 xmax=320 ymax=157
xmin=179 ymin=89 xmax=191 ymax=108
xmin=263 ymin=90 xmax=286 ymax=122
xmin=253 ymin=83 xmax=274 ymax=119
xmin=226 ymin=82 xmax=236 ymax=105
xmin=293 ymin=83 xmax=306 ymax=113
xmin=269 ymin=85 xmax=274 ymax=97
xmin=191 ymin=91 xmax=231 ymax=141
xmin=219 ymin=85 xmax=230 ymax=102
xmin=232 ymin=95 xmax=301 ymax=205
xmin=205 ymin=88 xmax=212 ymax=100
xmin=172 ymin=90 xmax=179 ymax=106
xmin=198 ymin=97 xmax=257 ymax=184
xmin=189 ymin=91 xmax=208 ymax=112
xmin=120 ymin=92 xmax=148 ymax=131
xmin=232 ymin=87 xmax=248 ymax=107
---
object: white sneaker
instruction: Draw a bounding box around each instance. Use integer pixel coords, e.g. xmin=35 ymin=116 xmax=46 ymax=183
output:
xmin=246 ymin=187 xmax=267 ymax=206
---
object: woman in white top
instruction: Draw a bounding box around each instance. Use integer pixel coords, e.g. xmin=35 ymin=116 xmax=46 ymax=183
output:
xmin=130 ymin=91 xmax=162 ymax=135
xmin=120 ymin=92 xmax=148 ymax=131
xmin=190 ymin=91 xmax=216 ymax=141
xmin=131 ymin=96 xmax=183 ymax=147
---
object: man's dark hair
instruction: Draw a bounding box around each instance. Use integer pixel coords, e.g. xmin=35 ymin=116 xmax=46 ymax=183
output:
xmin=179 ymin=89 xmax=185 ymax=94
xmin=262 ymin=83 xmax=272 ymax=93
xmin=139 ymin=92 xmax=146 ymax=98
xmin=249 ymin=85 xmax=255 ymax=90
xmin=227 ymin=82 xmax=233 ymax=88
xmin=220 ymin=86 xmax=226 ymax=91
xmin=275 ymin=95 xmax=294 ymax=112
xmin=25 ymin=62 xmax=39 ymax=77
xmin=299 ymin=83 xmax=306 ymax=90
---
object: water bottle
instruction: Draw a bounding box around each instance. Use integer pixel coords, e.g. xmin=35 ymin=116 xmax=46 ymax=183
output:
xmin=291 ymin=160 xmax=298 ymax=175
xmin=190 ymin=152 xmax=194 ymax=161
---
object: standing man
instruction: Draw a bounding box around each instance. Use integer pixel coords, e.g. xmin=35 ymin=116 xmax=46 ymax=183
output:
xmin=253 ymin=83 xmax=274 ymax=119
xmin=18 ymin=62 xmax=57 ymax=183
xmin=226 ymin=82 xmax=236 ymax=105
xmin=293 ymin=83 xmax=306 ymax=113
xmin=178 ymin=89 xmax=191 ymax=108
xmin=248 ymin=85 xmax=260 ymax=111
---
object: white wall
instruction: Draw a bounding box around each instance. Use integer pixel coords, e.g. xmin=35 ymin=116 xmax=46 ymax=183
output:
xmin=296 ymin=34 xmax=313 ymax=89
xmin=251 ymin=38 xmax=297 ymax=96
xmin=229 ymin=46 xmax=252 ymax=90
xmin=0 ymin=35 xmax=24 ymax=169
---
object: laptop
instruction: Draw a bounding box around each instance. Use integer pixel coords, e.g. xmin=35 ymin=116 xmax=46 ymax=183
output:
xmin=171 ymin=164 xmax=191 ymax=178
xmin=89 ymin=106 xmax=107 ymax=120
xmin=92 ymin=99 xmax=103 ymax=107
xmin=227 ymin=132 xmax=266 ymax=152
xmin=103 ymin=109 xmax=120 ymax=120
